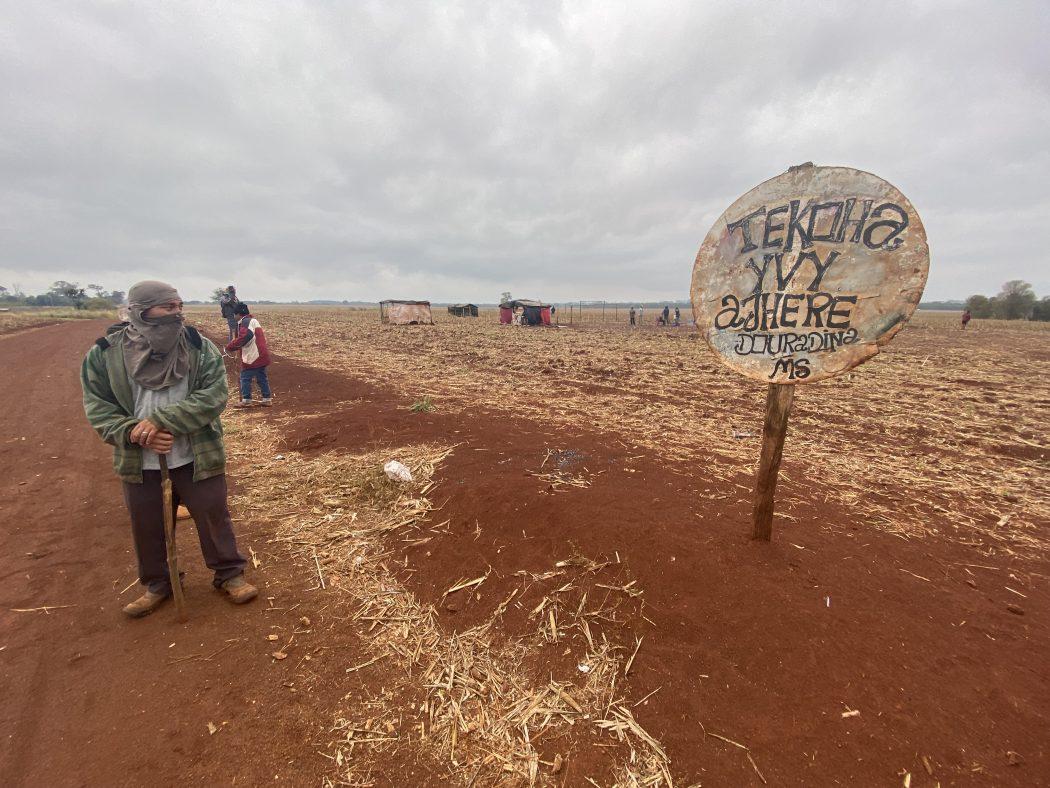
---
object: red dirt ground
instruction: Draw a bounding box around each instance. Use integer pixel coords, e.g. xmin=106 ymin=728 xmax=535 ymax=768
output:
xmin=1 ymin=318 xmax=1048 ymax=786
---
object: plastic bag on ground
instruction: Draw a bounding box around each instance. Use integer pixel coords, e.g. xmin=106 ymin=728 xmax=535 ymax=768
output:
xmin=383 ymin=460 xmax=414 ymax=483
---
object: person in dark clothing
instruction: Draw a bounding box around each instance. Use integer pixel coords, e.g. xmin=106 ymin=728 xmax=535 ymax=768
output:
xmin=961 ymin=309 xmax=972 ymax=329
xmin=629 ymin=306 xmax=636 ymax=326
xmin=662 ymin=305 xmax=670 ymax=325
xmin=219 ymin=285 xmax=239 ymax=342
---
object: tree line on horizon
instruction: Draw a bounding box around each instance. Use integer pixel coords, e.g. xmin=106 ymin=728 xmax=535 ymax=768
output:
xmin=966 ymin=280 xmax=1050 ymax=321
xmin=3 ymin=279 xmax=1048 ymax=322
xmin=0 ymin=281 xmax=125 ymax=310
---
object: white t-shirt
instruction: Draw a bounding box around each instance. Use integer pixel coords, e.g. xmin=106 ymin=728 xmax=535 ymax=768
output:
xmin=129 ymin=376 xmax=194 ymax=471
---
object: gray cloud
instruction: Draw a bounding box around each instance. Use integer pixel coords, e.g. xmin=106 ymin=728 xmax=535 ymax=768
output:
xmin=2 ymin=0 xmax=1048 ymax=302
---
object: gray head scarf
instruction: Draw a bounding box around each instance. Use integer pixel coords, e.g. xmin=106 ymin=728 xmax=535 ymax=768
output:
xmin=123 ymin=280 xmax=189 ymax=390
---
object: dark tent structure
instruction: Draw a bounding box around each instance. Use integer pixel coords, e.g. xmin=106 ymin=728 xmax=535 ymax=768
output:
xmin=448 ymin=303 xmax=479 ymax=318
xmin=499 ymin=299 xmax=551 ymax=326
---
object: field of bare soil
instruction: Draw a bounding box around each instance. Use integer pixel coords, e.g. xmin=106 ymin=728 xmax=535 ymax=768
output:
xmin=245 ymin=307 xmax=1049 ymax=561
xmin=3 ymin=311 xmax=1047 ymax=787
xmin=214 ymin=306 xmax=1049 ymax=785
xmin=0 ymin=307 xmax=116 ymax=336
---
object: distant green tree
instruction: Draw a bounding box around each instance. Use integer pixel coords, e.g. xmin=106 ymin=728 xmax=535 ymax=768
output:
xmin=211 ymin=287 xmax=227 ymax=303
xmin=994 ymin=280 xmax=1036 ymax=320
xmin=44 ymin=282 xmax=72 ymax=306
xmin=49 ymin=280 xmax=87 ymax=309
xmin=964 ymin=294 xmax=993 ymax=318
xmin=1032 ymin=296 xmax=1050 ymax=322
xmin=109 ymin=289 xmax=126 ymax=304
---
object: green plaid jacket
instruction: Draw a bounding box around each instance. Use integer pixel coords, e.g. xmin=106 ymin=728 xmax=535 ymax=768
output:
xmin=81 ymin=324 xmax=229 ymax=484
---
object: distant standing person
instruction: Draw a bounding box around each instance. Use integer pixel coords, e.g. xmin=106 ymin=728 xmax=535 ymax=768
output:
xmin=226 ymin=302 xmax=273 ymax=407
xmin=662 ymin=305 xmax=670 ymax=325
xmin=629 ymin=306 xmax=636 ymax=326
xmin=961 ymin=309 xmax=972 ymax=329
xmin=81 ymin=280 xmax=258 ymax=617
xmin=550 ymin=305 xmax=557 ymax=325
xmin=638 ymin=306 xmax=644 ymax=325
xmin=219 ymin=285 xmax=239 ymax=342
xmin=673 ymin=306 xmax=681 ymax=327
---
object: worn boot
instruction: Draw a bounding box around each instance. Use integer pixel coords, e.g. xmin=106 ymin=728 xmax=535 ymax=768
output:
xmin=122 ymin=590 xmax=169 ymax=618
xmin=259 ymin=398 xmax=273 ymax=407
xmin=220 ymin=575 xmax=258 ymax=604
xmin=233 ymin=399 xmax=253 ymax=408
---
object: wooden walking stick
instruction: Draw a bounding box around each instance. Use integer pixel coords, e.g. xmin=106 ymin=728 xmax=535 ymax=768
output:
xmin=159 ymin=455 xmax=188 ymax=621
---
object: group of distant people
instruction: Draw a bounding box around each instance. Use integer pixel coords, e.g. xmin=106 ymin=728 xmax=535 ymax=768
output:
xmin=629 ymin=304 xmax=681 ymax=327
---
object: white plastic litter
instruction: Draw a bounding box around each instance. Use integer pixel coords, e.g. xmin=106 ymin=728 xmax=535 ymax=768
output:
xmin=384 ymin=460 xmax=414 ymax=483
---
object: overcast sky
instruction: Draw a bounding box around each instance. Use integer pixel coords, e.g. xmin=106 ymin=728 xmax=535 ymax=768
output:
xmin=2 ymin=1 xmax=1047 ymax=303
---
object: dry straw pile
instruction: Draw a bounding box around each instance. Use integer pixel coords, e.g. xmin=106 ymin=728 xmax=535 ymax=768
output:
xmin=226 ymin=415 xmax=679 ymax=787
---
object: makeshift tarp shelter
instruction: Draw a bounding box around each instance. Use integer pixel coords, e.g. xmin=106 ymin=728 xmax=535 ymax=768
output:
xmin=380 ymin=300 xmax=434 ymax=325
xmin=448 ymin=303 xmax=478 ymax=318
xmin=499 ymin=299 xmax=551 ymax=326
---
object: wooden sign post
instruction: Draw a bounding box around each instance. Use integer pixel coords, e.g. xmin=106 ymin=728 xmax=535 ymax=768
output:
xmin=752 ymin=382 xmax=794 ymax=540
xmin=690 ymin=164 xmax=930 ymax=541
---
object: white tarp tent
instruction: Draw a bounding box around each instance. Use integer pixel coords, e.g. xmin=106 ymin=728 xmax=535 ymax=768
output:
xmin=380 ymin=300 xmax=434 ymax=325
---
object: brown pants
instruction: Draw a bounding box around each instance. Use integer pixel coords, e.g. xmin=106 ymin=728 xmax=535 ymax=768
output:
xmin=122 ymin=464 xmax=247 ymax=595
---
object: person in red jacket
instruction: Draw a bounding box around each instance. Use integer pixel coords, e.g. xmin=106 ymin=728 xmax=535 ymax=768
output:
xmin=225 ymin=302 xmax=273 ymax=407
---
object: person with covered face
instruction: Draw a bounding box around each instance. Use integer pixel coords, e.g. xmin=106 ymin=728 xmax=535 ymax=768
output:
xmin=81 ymin=280 xmax=258 ymax=618
xmin=219 ymin=285 xmax=240 ymax=342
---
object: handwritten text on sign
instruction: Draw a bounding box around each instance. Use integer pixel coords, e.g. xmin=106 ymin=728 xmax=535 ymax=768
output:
xmin=691 ymin=167 xmax=929 ymax=384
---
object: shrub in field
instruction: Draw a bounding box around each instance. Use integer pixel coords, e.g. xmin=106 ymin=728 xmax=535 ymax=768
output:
xmin=410 ymin=396 xmax=435 ymax=413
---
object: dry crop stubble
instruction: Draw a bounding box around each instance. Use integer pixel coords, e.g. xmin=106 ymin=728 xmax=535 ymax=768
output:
xmin=222 ymin=411 xmax=676 ymax=786
xmin=0 ymin=307 xmax=118 ymax=336
xmin=243 ymin=308 xmax=1049 ymax=562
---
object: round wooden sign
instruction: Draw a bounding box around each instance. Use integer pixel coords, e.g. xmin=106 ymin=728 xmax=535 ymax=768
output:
xmin=690 ymin=164 xmax=929 ymax=384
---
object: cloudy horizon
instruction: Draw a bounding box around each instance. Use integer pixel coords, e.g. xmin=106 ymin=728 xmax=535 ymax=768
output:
xmin=2 ymin=1 xmax=1048 ymax=304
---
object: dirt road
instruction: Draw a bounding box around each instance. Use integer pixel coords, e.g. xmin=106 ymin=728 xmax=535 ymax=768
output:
xmin=0 ymin=320 xmax=365 ymax=786
xmin=1 ymin=319 xmax=1047 ymax=786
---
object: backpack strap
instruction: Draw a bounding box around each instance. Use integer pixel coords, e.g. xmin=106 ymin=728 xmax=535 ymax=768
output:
xmin=94 ymin=322 xmax=129 ymax=351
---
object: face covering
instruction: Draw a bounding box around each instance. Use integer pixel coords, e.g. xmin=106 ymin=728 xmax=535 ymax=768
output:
xmin=122 ymin=280 xmax=190 ymax=390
